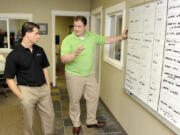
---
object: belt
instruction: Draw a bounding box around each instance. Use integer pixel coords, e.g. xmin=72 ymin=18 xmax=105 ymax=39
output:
xmin=18 ymin=84 xmax=44 ymax=87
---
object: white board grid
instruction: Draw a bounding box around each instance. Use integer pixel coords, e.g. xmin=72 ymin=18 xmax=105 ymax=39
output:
xmin=125 ymin=0 xmax=180 ymax=134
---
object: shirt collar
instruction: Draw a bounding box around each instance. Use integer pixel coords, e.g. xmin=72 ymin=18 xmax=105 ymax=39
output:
xmin=72 ymin=31 xmax=89 ymax=40
xmin=18 ymin=44 xmax=36 ymax=52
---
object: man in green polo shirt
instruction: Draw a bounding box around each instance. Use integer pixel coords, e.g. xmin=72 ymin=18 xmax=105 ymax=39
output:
xmin=61 ymin=16 xmax=127 ymax=135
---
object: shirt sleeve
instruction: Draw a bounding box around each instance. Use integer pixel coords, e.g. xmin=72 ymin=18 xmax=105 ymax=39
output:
xmin=4 ymin=53 xmax=17 ymax=79
xmin=41 ymin=49 xmax=50 ymax=68
xmin=95 ymin=33 xmax=107 ymax=45
xmin=61 ymin=39 xmax=71 ymax=55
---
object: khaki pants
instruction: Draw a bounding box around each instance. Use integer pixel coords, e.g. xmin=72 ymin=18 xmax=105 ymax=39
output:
xmin=65 ymin=73 xmax=100 ymax=127
xmin=18 ymin=84 xmax=55 ymax=135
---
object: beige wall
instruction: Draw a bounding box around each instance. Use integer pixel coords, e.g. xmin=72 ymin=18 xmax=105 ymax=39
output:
xmin=55 ymin=16 xmax=74 ymax=63
xmin=90 ymin=0 xmax=176 ymax=135
xmin=0 ymin=0 xmax=90 ymax=81
xmin=1 ymin=53 xmax=8 ymax=58
xmin=0 ymin=0 xmax=177 ymax=135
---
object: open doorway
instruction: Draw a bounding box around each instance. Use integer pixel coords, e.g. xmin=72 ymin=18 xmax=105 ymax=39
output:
xmin=51 ymin=11 xmax=90 ymax=86
xmin=55 ymin=16 xmax=74 ymax=78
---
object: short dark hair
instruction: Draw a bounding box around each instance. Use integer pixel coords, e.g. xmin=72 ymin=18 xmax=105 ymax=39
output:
xmin=74 ymin=16 xmax=87 ymax=25
xmin=21 ymin=22 xmax=39 ymax=37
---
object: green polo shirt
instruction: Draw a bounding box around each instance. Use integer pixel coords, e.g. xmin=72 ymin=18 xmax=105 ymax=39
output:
xmin=61 ymin=31 xmax=107 ymax=76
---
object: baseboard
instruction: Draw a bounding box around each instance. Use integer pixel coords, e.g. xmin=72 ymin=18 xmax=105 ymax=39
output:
xmin=99 ymin=98 xmax=128 ymax=135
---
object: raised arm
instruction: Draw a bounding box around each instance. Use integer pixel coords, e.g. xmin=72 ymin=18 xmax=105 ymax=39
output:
xmin=105 ymin=29 xmax=128 ymax=44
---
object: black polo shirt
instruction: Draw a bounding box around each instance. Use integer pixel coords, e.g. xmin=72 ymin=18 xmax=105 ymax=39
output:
xmin=4 ymin=44 xmax=49 ymax=86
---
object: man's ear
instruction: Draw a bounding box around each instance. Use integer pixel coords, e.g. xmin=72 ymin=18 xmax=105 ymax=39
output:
xmin=25 ymin=32 xmax=31 ymax=37
xmin=85 ymin=25 xmax=88 ymax=30
xmin=25 ymin=32 xmax=28 ymax=37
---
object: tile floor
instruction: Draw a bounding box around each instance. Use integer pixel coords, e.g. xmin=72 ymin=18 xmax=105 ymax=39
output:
xmin=52 ymin=76 xmax=127 ymax=135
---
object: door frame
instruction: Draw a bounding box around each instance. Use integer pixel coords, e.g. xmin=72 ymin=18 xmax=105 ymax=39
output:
xmin=51 ymin=10 xmax=90 ymax=86
xmin=91 ymin=6 xmax=103 ymax=89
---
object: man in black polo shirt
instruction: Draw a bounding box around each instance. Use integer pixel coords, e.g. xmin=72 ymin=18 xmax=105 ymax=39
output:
xmin=4 ymin=22 xmax=55 ymax=135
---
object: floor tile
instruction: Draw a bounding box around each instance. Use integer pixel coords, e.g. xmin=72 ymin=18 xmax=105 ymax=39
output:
xmin=64 ymin=118 xmax=73 ymax=126
xmin=52 ymin=76 xmax=127 ymax=135
xmin=82 ymin=125 xmax=101 ymax=135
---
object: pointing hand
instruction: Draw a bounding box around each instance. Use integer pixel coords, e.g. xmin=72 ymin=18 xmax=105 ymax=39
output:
xmin=74 ymin=45 xmax=85 ymax=56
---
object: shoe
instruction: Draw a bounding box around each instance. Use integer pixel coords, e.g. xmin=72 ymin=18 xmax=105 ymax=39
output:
xmin=73 ymin=126 xmax=81 ymax=135
xmin=87 ymin=121 xmax=105 ymax=128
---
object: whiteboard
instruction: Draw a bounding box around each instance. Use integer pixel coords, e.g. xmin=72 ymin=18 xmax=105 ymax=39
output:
xmin=125 ymin=0 xmax=180 ymax=134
